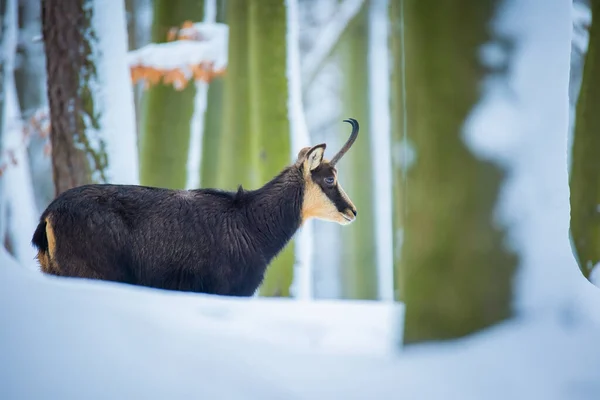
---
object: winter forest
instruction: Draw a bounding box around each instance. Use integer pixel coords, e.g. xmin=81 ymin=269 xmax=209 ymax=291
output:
xmin=2 ymin=0 xmax=600 ymax=398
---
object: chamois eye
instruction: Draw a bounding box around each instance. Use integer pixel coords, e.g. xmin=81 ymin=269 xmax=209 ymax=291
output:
xmin=324 ymin=177 xmax=335 ymax=186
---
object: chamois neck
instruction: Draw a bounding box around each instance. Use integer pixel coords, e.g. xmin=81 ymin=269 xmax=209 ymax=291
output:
xmin=245 ymin=167 xmax=304 ymax=251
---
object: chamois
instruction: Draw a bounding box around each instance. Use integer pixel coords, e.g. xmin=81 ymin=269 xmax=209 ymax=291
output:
xmin=31 ymin=119 xmax=359 ymax=296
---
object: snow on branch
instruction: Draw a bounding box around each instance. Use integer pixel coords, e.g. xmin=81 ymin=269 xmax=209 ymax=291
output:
xmin=128 ymin=21 xmax=228 ymax=91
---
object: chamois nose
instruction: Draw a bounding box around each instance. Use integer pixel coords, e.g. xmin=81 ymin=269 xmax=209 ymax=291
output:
xmin=352 ymin=209 xmax=357 ymax=217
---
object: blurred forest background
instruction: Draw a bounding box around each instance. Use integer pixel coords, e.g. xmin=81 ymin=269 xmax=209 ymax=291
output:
xmin=0 ymin=0 xmax=598 ymax=345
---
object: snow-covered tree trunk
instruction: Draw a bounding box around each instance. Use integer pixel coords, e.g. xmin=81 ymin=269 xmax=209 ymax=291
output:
xmin=394 ymin=0 xmax=518 ymax=344
xmin=138 ymin=0 xmax=204 ymax=189
xmin=0 ymin=0 xmax=8 ymax=141
xmin=1 ymin=0 xmax=10 ymax=247
xmin=368 ymin=0 xmax=394 ymax=302
xmin=42 ymin=0 xmax=138 ymax=195
xmin=4 ymin=74 xmax=39 ymax=270
xmin=569 ymin=0 xmax=600 ymax=281
xmin=15 ymin=0 xmax=53 ymax=212
xmin=337 ymin=3 xmax=378 ymax=300
xmin=185 ymin=0 xmax=216 ymax=190
xmin=1 ymin=0 xmax=39 ymax=270
xmin=389 ymin=0 xmax=406 ymax=302
xmin=125 ymin=0 xmax=153 ymax=139
xmin=199 ymin=0 xmax=225 ymax=189
xmin=286 ymin=0 xmax=314 ymax=300
xmin=200 ymin=77 xmax=223 ymax=188
xmin=91 ymin=0 xmax=140 ymax=185
xmin=299 ymin=0 xmax=344 ymax=299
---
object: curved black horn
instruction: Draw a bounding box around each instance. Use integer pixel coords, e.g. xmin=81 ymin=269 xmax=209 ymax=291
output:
xmin=330 ymin=118 xmax=359 ymax=166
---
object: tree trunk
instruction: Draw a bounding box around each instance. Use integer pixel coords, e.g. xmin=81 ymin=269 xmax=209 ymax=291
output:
xmin=0 ymin=0 xmax=8 ymax=146
xmin=248 ymin=0 xmax=295 ymax=297
xmin=199 ymin=0 xmax=224 ymax=189
xmin=215 ymin=0 xmax=255 ymax=191
xmin=570 ymin=1 xmax=600 ymax=280
xmin=138 ymin=0 xmax=204 ymax=189
xmin=14 ymin=0 xmax=52 ymax=212
xmin=389 ymin=0 xmax=405 ymax=302
xmin=125 ymin=0 xmax=140 ymax=138
xmin=200 ymin=78 xmax=224 ymax=188
xmin=41 ymin=0 xmax=99 ymax=196
xmin=125 ymin=0 xmax=152 ymax=141
xmin=337 ymin=3 xmax=378 ymax=300
xmin=1 ymin=0 xmax=10 ymax=186
xmin=393 ymin=0 xmax=517 ymax=344
xmin=124 ymin=0 xmax=138 ymax=51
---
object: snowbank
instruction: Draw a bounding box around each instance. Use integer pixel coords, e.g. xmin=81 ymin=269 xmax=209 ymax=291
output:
xmin=1 ymin=263 xmax=599 ymax=400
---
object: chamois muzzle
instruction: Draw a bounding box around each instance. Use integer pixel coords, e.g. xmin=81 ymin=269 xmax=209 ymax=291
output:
xmin=329 ymin=118 xmax=359 ymax=167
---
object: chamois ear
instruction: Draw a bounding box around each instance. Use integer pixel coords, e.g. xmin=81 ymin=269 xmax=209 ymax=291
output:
xmin=303 ymin=143 xmax=326 ymax=171
xmin=296 ymin=147 xmax=311 ymax=163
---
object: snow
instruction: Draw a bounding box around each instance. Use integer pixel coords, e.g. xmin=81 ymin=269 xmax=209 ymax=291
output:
xmin=368 ymin=0 xmax=394 ymax=301
xmin=91 ymin=0 xmax=139 ymax=185
xmin=127 ymin=23 xmax=229 ymax=77
xmin=2 ymin=1 xmax=600 ymax=398
xmin=286 ymin=0 xmax=314 ymax=299
xmin=590 ymin=264 xmax=600 ymax=288
xmin=1 ymin=257 xmax=600 ymax=399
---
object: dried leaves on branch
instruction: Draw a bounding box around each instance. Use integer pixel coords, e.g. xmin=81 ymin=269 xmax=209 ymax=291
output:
xmin=0 ymin=109 xmax=50 ymax=177
xmin=128 ymin=21 xmax=229 ymax=90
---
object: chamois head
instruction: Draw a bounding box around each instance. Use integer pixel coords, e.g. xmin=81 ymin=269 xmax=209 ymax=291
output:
xmin=297 ymin=118 xmax=359 ymax=225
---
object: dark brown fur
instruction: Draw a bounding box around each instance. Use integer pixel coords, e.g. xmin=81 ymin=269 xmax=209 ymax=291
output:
xmin=31 ymin=120 xmax=359 ymax=296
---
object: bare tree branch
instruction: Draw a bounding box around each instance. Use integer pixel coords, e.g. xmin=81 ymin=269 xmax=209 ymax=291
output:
xmin=301 ymin=0 xmax=364 ymax=91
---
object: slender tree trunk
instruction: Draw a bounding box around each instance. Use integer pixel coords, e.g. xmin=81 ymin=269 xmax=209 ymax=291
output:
xmin=199 ymin=0 xmax=225 ymax=189
xmin=2 ymin=0 xmax=38 ymax=269
xmin=1 ymin=0 xmax=10 ymax=179
xmin=0 ymin=0 xmax=8 ymax=145
xmin=393 ymin=0 xmax=517 ymax=344
xmin=41 ymin=0 xmax=99 ymax=195
xmin=248 ymin=0 xmax=295 ymax=297
xmin=0 ymin=0 xmax=9 ymax=252
xmin=337 ymin=2 xmax=378 ymax=300
xmin=15 ymin=0 xmax=53 ymax=212
xmin=15 ymin=0 xmax=46 ymax=115
xmin=125 ymin=0 xmax=152 ymax=141
xmin=215 ymin=0 xmax=254 ymax=191
xmin=138 ymin=0 xmax=204 ymax=189
xmin=124 ymin=0 xmax=138 ymax=51
xmin=125 ymin=0 xmax=140 ymax=138
xmin=570 ymin=1 xmax=600 ymax=280
xmin=389 ymin=0 xmax=406 ymax=302
xmin=200 ymin=78 xmax=224 ymax=188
